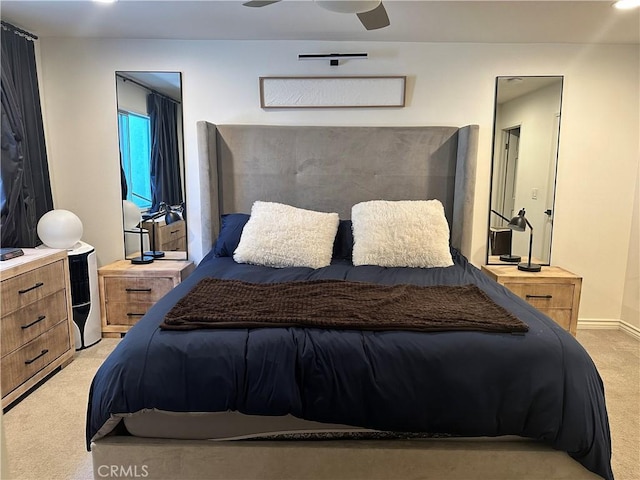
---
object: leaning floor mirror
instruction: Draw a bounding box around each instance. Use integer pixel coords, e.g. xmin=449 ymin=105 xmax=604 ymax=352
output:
xmin=115 ymin=71 xmax=187 ymax=262
xmin=487 ymin=75 xmax=563 ymax=266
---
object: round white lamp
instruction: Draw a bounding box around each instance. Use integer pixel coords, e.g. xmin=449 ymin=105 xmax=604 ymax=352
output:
xmin=122 ymin=200 xmax=142 ymax=230
xmin=37 ymin=209 xmax=83 ymax=249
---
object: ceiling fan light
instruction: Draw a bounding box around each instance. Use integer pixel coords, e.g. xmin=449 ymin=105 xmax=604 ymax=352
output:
xmin=314 ymin=0 xmax=381 ymax=14
xmin=613 ymin=0 xmax=640 ymax=9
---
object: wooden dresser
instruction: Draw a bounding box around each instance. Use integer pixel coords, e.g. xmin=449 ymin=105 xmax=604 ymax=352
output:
xmin=142 ymin=218 xmax=187 ymax=253
xmin=1 ymin=249 xmax=75 ymax=409
xmin=481 ymin=265 xmax=582 ymax=336
xmin=99 ymin=255 xmax=195 ymax=337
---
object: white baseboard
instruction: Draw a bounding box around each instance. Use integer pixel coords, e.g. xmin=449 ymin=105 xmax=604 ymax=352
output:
xmin=578 ymin=318 xmax=640 ymax=341
xmin=619 ymin=320 xmax=640 ymax=341
xmin=578 ymin=319 xmax=619 ymax=330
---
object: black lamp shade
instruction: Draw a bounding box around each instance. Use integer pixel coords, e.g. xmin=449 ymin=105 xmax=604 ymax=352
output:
xmin=165 ymin=210 xmax=182 ymax=225
xmin=507 ymin=209 xmax=527 ymax=232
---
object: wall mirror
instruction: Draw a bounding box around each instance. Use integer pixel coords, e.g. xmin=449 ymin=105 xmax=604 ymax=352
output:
xmin=487 ymin=75 xmax=563 ymax=266
xmin=115 ymin=71 xmax=187 ymax=261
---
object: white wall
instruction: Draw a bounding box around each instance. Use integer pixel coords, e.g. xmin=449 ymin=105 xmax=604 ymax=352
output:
xmin=36 ymin=38 xmax=638 ymax=323
xmin=622 ymin=164 xmax=640 ymax=329
xmin=116 ymin=76 xmax=148 ymax=115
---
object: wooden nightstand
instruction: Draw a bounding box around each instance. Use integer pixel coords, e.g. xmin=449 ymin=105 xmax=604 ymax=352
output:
xmin=142 ymin=218 xmax=187 ymax=253
xmin=98 ymin=256 xmax=195 ymax=337
xmin=481 ymin=265 xmax=582 ymax=336
xmin=1 ymin=249 xmax=75 ymax=408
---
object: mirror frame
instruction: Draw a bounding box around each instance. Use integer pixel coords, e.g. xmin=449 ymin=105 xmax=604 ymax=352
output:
xmin=486 ymin=75 xmax=564 ymax=266
xmin=115 ymin=71 xmax=187 ymax=261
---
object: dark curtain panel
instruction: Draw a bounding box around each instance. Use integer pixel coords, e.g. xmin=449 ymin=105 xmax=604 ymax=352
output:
xmin=147 ymin=93 xmax=182 ymax=213
xmin=120 ymin=155 xmax=128 ymax=200
xmin=0 ymin=26 xmax=53 ymax=247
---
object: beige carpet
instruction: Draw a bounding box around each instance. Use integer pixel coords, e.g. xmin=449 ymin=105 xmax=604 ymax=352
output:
xmin=1 ymin=329 xmax=638 ymax=480
xmin=1 ymin=339 xmax=120 ymax=480
xmin=576 ymin=330 xmax=640 ymax=479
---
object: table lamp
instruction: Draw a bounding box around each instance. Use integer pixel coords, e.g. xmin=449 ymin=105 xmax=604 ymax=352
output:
xmin=142 ymin=209 xmax=166 ymax=260
xmin=508 ymin=208 xmax=541 ymax=272
xmin=37 ymin=209 xmax=83 ymax=249
xmin=123 ymin=201 xmax=154 ymax=265
xmin=142 ymin=202 xmax=183 ymax=260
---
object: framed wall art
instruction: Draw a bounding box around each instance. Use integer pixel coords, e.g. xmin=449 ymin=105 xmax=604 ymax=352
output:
xmin=259 ymin=76 xmax=406 ymax=109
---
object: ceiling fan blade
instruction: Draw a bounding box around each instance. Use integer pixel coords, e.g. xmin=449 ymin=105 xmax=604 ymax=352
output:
xmin=243 ymin=0 xmax=281 ymax=7
xmin=356 ymin=2 xmax=390 ymax=30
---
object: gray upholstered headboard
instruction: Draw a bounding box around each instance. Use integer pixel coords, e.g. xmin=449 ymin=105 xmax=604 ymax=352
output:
xmin=197 ymin=123 xmax=478 ymax=257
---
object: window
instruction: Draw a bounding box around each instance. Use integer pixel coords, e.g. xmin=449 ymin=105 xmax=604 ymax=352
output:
xmin=118 ymin=110 xmax=152 ymax=210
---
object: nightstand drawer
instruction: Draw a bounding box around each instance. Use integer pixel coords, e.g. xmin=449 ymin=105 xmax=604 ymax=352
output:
xmin=161 ymin=237 xmax=186 ymax=252
xmin=1 ymin=321 xmax=71 ymax=396
xmin=142 ymin=219 xmax=186 ymax=252
xmin=157 ymin=220 xmax=185 ymax=245
xmin=1 ymin=259 xmax=66 ymax=315
xmin=105 ymin=302 xmax=156 ymax=326
xmin=104 ymin=277 xmax=174 ymax=303
xmin=503 ymin=282 xmax=574 ymax=309
xmin=1 ymin=290 xmax=69 ymax=357
xmin=538 ymin=308 xmax=572 ymax=331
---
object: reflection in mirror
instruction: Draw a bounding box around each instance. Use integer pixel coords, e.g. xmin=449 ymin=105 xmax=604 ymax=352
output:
xmin=487 ymin=76 xmax=563 ymax=266
xmin=115 ymin=71 xmax=187 ymax=261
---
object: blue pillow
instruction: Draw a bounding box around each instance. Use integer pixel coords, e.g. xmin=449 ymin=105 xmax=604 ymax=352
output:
xmin=332 ymin=220 xmax=354 ymax=261
xmin=212 ymin=214 xmax=353 ymax=260
xmin=212 ymin=213 xmax=250 ymax=257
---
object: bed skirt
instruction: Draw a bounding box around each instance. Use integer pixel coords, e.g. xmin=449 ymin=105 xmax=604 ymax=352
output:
xmin=91 ymin=436 xmax=601 ymax=480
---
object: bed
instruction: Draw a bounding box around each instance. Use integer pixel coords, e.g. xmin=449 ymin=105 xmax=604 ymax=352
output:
xmin=87 ymin=123 xmax=612 ymax=480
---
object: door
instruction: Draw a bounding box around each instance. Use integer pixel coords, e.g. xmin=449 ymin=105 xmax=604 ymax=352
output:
xmin=541 ymin=113 xmax=560 ymax=262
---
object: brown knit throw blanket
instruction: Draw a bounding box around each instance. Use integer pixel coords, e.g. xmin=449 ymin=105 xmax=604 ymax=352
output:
xmin=160 ymin=279 xmax=528 ymax=334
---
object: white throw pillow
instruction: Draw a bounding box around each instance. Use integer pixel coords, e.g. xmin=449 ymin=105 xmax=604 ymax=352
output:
xmin=351 ymin=200 xmax=453 ymax=268
xmin=233 ymin=201 xmax=339 ymax=269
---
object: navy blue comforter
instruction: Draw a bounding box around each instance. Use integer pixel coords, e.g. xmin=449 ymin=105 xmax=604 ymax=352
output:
xmin=86 ymin=250 xmax=612 ymax=479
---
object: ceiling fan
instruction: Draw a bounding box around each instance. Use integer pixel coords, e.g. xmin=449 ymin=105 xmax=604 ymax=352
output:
xmin=242 ymin=0 xmax=390 ymax=30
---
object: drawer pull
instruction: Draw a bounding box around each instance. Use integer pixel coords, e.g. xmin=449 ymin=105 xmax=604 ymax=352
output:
xmin=126 ymin=313 xmax=145 ymax=317
xmin=170 ymin=229 xmax=180 ymax=235
xmin=21 ymin=315 xmax=47 ymax=329
xmin=25 ymin=349 xmax=49 ymax=365
xmin=526 ymin=294 xmax=553 ymax=299
xmin=18 ymin=282 xmax=44 ymax=294
xmin=125 ymin=288 xmax=152 ymax=293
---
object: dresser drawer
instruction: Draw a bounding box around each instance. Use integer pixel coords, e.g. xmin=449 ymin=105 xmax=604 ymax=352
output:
xmin=1 ymin=259 xmax=66 ymax=315
xmin=503 ymin=282 xmax=574 ymax=309
xmin=1 ymin=290 xmax=69 ymax=357
xmin=1 ymin=321 xmax=71 ymax=396
xmin=104 ymin=277 xmax=174 ymax=304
